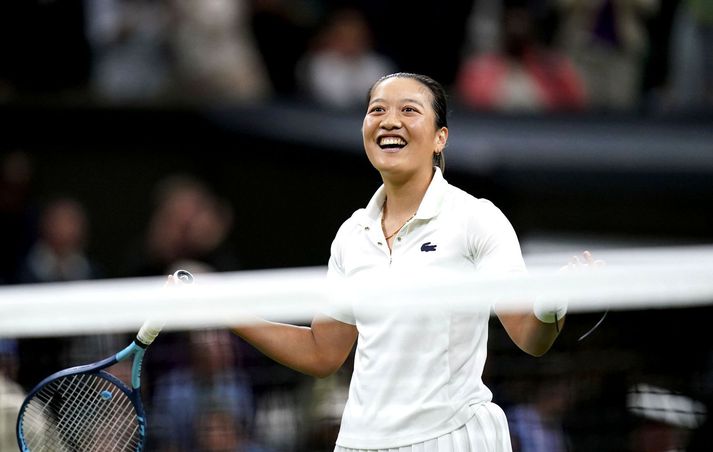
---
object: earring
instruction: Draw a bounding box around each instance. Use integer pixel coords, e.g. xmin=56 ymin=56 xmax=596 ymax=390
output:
xmin=433 ymin=151 xmax=445 ymax=173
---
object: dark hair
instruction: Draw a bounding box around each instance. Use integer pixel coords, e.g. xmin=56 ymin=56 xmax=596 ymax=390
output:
xmin=367 ymin=72 xmax=448 ymax=172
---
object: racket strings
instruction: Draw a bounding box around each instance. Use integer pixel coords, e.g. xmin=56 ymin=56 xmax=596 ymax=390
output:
xmin=26 ymin=375 xmax=138 ymax=451
xmin=58 ymin=375 xmax=139 ymax=451
xmin=64 ymin=376 xmax=136 ymax=451
xmin=20 ymin=373 xmax=141 ymax=451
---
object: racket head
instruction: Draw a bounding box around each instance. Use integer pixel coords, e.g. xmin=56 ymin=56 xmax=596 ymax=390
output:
xmin=17 ymin=368 xmax=146 ymax=452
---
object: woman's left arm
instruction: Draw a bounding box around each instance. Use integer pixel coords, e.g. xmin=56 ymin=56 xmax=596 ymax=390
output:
xmin=495 ymin=310 xmax=564 ymax=357
xmin=495 ymin=251 xmax=602 ymax=356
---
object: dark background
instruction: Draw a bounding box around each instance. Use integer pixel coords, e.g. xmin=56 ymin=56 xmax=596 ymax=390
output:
xmin=1 ymin=0 xmax=712 ymax=451
xmin=3 ymin=103 xmax=711 ymax=275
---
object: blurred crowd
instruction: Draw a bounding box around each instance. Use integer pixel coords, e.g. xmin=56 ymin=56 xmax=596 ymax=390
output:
xmin=0 ymin=0 xmax=711 ymax=113
xmin=1 ymin=0 xmax=713 ymax=450
xmin=2 ymin=149 xmax=712 ymax=452
xmin=0 ymin=149 xmax=351 ymax=451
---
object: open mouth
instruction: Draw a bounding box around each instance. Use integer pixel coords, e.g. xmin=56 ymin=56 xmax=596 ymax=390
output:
xmin=378 ymin=136 xmax=407 ymax=150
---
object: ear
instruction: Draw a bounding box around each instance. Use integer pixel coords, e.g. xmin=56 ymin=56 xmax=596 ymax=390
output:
xmin=435 ymin=127 xmax=448 ymax=151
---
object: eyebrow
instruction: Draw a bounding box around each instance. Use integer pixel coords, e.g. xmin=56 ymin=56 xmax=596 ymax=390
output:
xmin=369 ymin=97 xmax=426 ymax=107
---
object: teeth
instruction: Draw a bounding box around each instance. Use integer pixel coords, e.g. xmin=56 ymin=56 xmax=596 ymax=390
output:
xmin=379 ymin=136 xmax=407 ymax=146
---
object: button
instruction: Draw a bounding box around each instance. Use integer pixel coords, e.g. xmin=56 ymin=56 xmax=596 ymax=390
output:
xmin=397 ymin=237 xmax=402 ymax=241
xmin=365 ymin=226 xmax=370 ymax=231
xmin=377 ymin=241 xmax=383 ymax=246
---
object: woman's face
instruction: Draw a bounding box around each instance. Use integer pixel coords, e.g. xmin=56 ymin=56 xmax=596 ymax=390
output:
xmin=362 ymin=77 xmax=447 ymax=180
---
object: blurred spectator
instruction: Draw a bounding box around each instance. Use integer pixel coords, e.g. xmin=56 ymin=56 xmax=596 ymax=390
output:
xmin=0 ymin=374 xmax=23 ymax=450
xmin=553 ymin=0 xmax=659 ymax=110
xmin=0 ymin=340 xmax=19 ymax=382
xmin=296 ymin=7 xmax=395 ymax=110
xmin=14 ymin=197 xmax=112 ymax=391
xmin=0 ymin=339 xmax=24 ymax=452
xmin=464 ymin=0 xmax=561 ymax=55
xmin=84 ymin=0 xmax=172 ymax=103
xmin=667 ymin=0 xmax=713 ymax=110
xmin=463 ymin=0 xmax=505 ymax=56
xmin=17 ymin=197 xmax=101 ymax=283
xmin=129 ymin=174 xmax=239 ymax=277
xmin=507 ymin=377 xmax=572 ymax=452
xmin=150 ymin=329 xmax=256 ymax=451
xmin=127 ymin=175 xmax=243 ymax=418
xmin=195 ymin=404 xmax=273 ymax=452
xmin=0 ymin=151 xmax=37 ymax=285
xmin=168 ymin=0 xmax=271 ymax=103
xmin=302 ymin=373 xmax=349 ymax=451
xmin=252 ymin=388 xmax=301 ymax=451
xmin=456 ymin=3 xmax=587 ymax=112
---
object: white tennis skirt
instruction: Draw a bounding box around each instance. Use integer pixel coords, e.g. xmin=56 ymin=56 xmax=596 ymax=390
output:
xmin=333 ymin=402 xmax=512 ymax=452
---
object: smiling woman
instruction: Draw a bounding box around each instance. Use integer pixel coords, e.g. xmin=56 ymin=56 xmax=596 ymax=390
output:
xmin=362 ymin=74 xmax=449 ymax=250
xmin=364 ymin=73 xmax=448 ymax=179
xmin=231 ymin=72 xmax=584 ymax=452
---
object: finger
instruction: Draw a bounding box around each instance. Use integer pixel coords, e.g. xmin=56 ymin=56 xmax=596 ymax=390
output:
xmin=583 ymin=250 xmax=595 ymax=265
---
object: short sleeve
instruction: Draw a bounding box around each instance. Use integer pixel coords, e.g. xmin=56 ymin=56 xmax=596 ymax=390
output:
xmin=468 ymin=201 xmax=527 ymax=276
xmin=322 ymin=226 xmax=357 ymax=325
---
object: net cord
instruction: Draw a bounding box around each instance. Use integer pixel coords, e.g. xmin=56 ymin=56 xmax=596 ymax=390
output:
xmin=2 ymin=245 xmax=713 ymax=338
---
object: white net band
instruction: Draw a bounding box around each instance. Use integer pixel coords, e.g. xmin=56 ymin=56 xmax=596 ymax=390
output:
xmin=2 ymin=245 xmax=713 ymax=338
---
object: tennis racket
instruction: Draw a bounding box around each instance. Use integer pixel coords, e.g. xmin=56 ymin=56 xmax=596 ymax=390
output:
xmin=16 ymin=269 xmax=194 ymax=452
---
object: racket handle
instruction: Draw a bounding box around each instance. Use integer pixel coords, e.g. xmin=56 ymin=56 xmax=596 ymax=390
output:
xmin=136 ymin=319 xmax=165 ymax=346
xmin=136 ymin=269 xmax=194 ymax=346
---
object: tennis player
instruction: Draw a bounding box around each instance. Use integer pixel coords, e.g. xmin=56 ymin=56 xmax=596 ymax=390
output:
xmin=233 ymin=72 xmax=581 ymax=451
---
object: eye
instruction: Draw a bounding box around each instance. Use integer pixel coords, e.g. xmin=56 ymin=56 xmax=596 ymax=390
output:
xmin=402 ymin=106 xmax=419 ymax=113
xmin=368 ymin=105 xmax=385 ymax=113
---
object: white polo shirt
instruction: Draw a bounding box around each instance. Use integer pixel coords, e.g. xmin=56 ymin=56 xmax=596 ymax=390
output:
xmin=326 ymin=167 xmax=526 ymax=449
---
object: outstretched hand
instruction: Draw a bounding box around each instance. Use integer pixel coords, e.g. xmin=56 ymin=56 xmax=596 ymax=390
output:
xmin=561 ymin=250 xmax=606 ymax=272
xmin=164 ymin=269 xmax=195 ymax=288
xmin=561 ymin=251 xmax=608 ymax=341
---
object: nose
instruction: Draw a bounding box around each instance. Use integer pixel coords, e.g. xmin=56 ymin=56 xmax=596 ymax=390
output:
xmin=380 ymin=110 xmax=402 ymax=130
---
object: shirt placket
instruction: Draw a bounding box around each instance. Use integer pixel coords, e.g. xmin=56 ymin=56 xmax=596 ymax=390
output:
xmin=387 ymin=219 xmax=417 ymax=266
xmin=362 ymin=221 xmax=391 ymax=262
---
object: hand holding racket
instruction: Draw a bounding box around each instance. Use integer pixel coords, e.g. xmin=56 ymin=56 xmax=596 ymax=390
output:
xmin=561 ymin=251 xmax=608 ymax=341
xmin=16 ymin=269 xmax=194 ymax=452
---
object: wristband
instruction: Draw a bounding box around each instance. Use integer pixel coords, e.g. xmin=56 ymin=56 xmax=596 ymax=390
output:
xmin=533 ymin=297 xmax=568 ymax=324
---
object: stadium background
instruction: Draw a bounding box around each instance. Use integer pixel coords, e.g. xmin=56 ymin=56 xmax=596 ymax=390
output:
xmin=1 ymin=1 xmax=712 ymax=451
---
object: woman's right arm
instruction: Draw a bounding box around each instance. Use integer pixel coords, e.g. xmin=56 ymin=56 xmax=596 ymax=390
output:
xmin=232 ymin=315 xmax=358 ymax=378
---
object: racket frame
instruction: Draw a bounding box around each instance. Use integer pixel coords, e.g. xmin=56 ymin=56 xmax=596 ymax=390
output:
xmin=16 ymin=339 xmax=150 ymax=451
xmin=16 ymin=269 xmax=190 ymax=451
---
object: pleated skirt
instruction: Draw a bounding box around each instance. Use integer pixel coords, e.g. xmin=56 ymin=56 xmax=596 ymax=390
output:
xmin=333 ymin=402 xmax=512 ymax=452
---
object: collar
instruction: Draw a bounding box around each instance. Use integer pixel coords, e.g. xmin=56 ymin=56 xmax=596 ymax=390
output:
xmin=361 ymin=167 xmax=448 ymax=225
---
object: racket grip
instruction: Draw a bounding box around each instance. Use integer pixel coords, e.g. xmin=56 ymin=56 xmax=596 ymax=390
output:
xmin=136 ymin=269 xmax=194 ymax=346
xmin=136 ymin=319 xmax=165 ymax=346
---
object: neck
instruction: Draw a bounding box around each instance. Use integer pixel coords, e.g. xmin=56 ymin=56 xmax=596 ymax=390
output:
xmin=382 ymin=167 xmax=434 ymax=218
